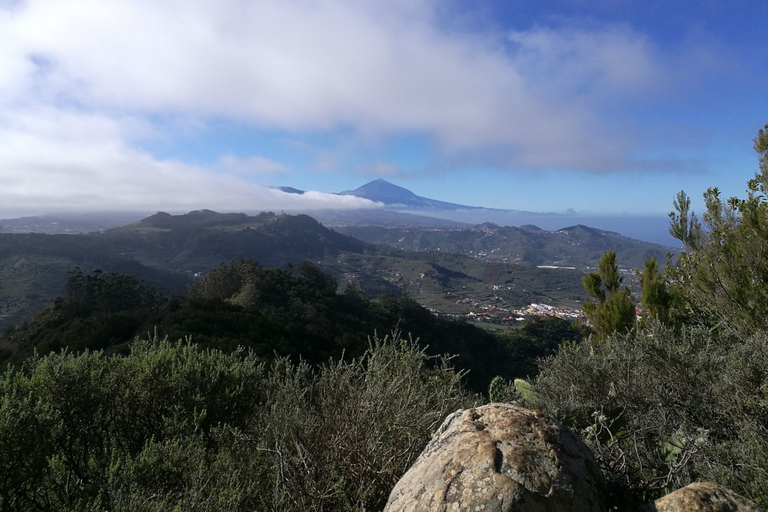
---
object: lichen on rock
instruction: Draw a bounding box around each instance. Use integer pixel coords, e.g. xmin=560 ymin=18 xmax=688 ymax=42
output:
xmin=640 ymin=482 xmax=764 ymax=512
xmin=383 ymin=403 xmax=606 ymax=512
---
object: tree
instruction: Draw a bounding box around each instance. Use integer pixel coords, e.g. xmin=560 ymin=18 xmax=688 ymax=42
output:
xmin=637 ymin=256 xmax=677 ymax=327
xmin=62 ymin=267 xmax=162 ymax=318
xmin=581 ymin=249 xmax=635 ymax=339
xmin=518 ymin=125 xmax=768 ymax=508
xmin=668 ymin=124 xmax=768 ymax=336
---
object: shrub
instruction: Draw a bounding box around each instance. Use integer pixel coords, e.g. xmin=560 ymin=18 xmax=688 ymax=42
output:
xmin=526 ymin=326 xmax=767 ymax=508
xmin=265 ymin=332 xmax=476 ymax=511
xmin=0 ymin=332 xmax=474 ymax=511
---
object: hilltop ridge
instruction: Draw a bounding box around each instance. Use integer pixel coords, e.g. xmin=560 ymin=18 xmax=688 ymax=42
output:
xmin=339 ymin=178 xmax=488 ymax=210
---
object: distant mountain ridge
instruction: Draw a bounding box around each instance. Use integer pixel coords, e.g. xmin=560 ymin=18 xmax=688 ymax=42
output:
xmin=277 ymin=186 xmax=305 ymax=195
xmin=334 ymin=221 xmax=675 ymax=271
xmin=1 ymin=179 xmax=672 ymax=245
xmin=329 ymin=179 xmax=674 ymax=246
xmin=0 ymin=212 xmax=148 ymax=234
xmin=339 ymin=178 xmax=489 ymax=210
xmin=309 ymin=209 xmax=471 ymax=229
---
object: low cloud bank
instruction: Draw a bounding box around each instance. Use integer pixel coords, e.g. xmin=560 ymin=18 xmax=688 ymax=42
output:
xmin=0 ymin=107 xmax=380 ymax=217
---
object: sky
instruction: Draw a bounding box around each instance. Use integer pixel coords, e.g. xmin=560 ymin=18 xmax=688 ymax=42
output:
xmin=1 ymin=0 xmax=767 ymax=226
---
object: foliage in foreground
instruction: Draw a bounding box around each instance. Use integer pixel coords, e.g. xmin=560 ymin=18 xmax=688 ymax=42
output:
xmin=0 ymin=334 xmax=474 ymax=512
xmin=526 ymin=326 xmax=768 ymax=507
xmin=667 ymin=124 xmax=768 ymax=337
xmin=580 ymin=249 xmax=636 ymax=340
xmin=511 ymin=125 xmax=768 ymax=509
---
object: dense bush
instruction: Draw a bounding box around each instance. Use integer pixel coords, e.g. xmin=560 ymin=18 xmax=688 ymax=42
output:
xmin=0 ymin=338 xmax=270 ymax=511
xmin=525 ymin=326 xmax=768 ymax=508
xmin=3 ymin=268 xmax=165 ymax=364
xmin=266 ymin=333 xmax=474 ymax=511
xmin=498 ymin=316 xmax=585 ymax=380
xmin=0 ymin=333 xmax=473 ymax=511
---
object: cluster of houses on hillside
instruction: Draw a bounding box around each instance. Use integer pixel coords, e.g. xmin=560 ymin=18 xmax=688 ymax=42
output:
xmin=433 ymin=300 xmax=648 ymax=328
xmin=431 ymin=299 xmax=587 ymax=326
xmin=511 ymin=303 xmax=585 ymax=322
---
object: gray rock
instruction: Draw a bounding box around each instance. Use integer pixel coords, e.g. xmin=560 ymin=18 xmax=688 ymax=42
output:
xmin=384 ymin=403 xmax=606 ymax=512
xmin=640 ymin=482 xmax=764 ymax=512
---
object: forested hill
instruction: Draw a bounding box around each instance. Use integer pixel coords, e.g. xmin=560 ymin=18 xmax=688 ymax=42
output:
xmin=104 ymin=209 xmax=378 ymax=270
xmin=0 ymin=211 xmax=378 ymax=329
xmin=0 ymin=210 xmax=588 ymax=332
xmin=334 ymin=222 xmax=674 ymax=270
xmin=1 ymin=260 xmax=583 ymax=392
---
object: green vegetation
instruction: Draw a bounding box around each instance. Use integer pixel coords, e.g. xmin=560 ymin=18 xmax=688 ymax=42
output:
xmin=4 ymin=257 xmax=588 ymax=509
xmin=332 ymin=251 xmax=585 ymax=321
xmin=637 ymin=256 xmax=677 ymax=327
xmin=666 ymin=127 xmax=768 ymax=337
xmin=581 ymin=249 xmax=636 ymax=340
xmin=514 ymin=125 xmax=768 ymax=508
xmin=0 ymin=335 xmax=474 ymax=511
xmin=498 ymin=316 xmax=585 ymax=379
xmin=527 ymin=325 xmax=768 ymax=507
xmin=3 ymin=268 xmax=166 ymax=364
xmin=5 ymin=129 xmax=768 ymax=510
xmin=335 ymin=222 xmax=673 ymax=271
xmin=0 ymin=232 xmax=190 ymax=333
xmin=4 ymin=259 xmax=565 ymax=393
xmin=0 ymin=255 xmax=75 ymax=329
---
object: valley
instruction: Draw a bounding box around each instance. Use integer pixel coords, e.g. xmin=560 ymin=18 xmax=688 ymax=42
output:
xmin=0 ymin=208 xmax=670 ymax=334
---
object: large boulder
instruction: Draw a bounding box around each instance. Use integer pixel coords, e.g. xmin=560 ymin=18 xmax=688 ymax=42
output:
xmin=640 ymin=482 xmax=764 ymax=512
xmin=384 ymin=403 xmax=606 ymax=512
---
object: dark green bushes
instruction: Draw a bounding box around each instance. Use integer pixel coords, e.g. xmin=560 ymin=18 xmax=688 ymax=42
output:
xmin=498 ymin=316 xmax=585 ymax=380
xmin=525 ymin=326 xmax=768 ymax=507
xmin=0 ymin=333 xmax=473 ymax=511
xmin=265 ymin=334 xmax=473 ymax=511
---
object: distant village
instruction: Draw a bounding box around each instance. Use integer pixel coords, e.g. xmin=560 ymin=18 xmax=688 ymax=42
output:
xmin=432 ymin=299 xmax=648 ymax=328
xmin=431 ymin=301 xmax=587 ymax=326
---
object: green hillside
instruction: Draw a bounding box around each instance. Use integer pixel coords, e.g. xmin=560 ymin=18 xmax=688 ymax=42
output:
xmin=1 ymin=260 xmax=582 ymax=392
xmin=0 ymin=210 xmax=588 ymax=332
xmin=335 ymin=222 xmax=675 ymax=270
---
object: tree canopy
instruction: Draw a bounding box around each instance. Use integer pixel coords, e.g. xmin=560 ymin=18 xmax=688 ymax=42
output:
xmin=581 ymin=249 xmax=636 ymax=339
xmin=522 ymin=124 xmax=768 ymax=508
xmin=668 ymin=124 xmax=768 ymax=336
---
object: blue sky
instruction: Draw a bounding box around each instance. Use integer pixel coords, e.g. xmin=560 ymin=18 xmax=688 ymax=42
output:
xmin=1 ymin=0 xmax=766 ymax=222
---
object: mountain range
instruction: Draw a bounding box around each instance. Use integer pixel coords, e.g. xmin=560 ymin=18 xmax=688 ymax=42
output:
xmin=1 ymin=179 xmax=676 ymax=245
xmin=0 ymin=178 xmax=679 ymax=333
xmin=0 ymin=180 xmax=484 ymax=235
xmin=338 ymin=179 xmax=677 ymax=246
xmin=338 ymin=178 xmax=492 ymax=211
xmin=334 ymin=222 xmax=672 ymax=271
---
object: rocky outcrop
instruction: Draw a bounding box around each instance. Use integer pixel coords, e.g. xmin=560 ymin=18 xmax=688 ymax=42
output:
xmin=383 ymin=403 xmax=606 ymax=512
xmin=640 ymin=482 xmax=764 ymax=512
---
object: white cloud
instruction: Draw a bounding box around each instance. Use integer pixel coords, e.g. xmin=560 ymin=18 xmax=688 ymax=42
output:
xmin=508 ymin=26 xmax=663 ymax=99
xmin=0 ymin=106 xmax=380 ymax=217
xmin=0 ymin=0 xmax=698 ymax=173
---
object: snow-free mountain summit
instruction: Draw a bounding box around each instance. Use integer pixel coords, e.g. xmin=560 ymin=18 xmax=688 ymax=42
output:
xmin=339 ymin=179 xmax=488 ymax=210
